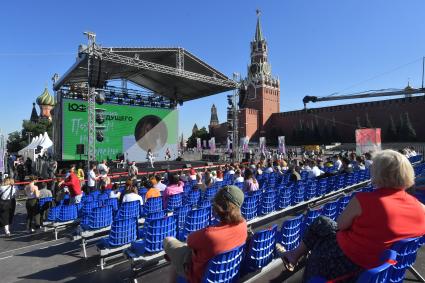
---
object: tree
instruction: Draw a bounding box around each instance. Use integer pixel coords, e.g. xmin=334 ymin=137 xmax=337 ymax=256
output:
xmin=403 ymin=112 xmax=416 ymax=141
xmin=7 ymin=131 xmax=27 ymax=153
xmin=385 ymin=115 xmax=397 ymax=142
xmin=6 ymin=118 xmax=53 ymax=153
xmin=187 ymin=127 xmax=210 ymax=148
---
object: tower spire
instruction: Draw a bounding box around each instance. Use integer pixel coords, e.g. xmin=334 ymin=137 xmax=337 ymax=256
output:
xmin=255 ymin=9 xmax=263 ymax=42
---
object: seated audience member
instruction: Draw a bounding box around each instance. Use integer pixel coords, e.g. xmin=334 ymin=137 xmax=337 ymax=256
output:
xmin=289 ymin=166 xmax=302 ymax=182
xmin=364 ymin=152 xmax=373 ymax=169
xmin=163 ymin=186 xmax=247 ymax=283
xmin=265 ymin=161 xmax=274 ymax=173
xmin=233 ymin=170 xmax=244 ymax=184
xmin=276 ymin=149 xmax=425 ymax=282
xmin=189 ymin=169 xmax=197 ymax=181
xmin=215 ymin=170 xmax=224 ymax=182
xmin=354 ymin=156 xmax=366 ymax=171
xmin=163 ymin=174 xmax=184 ymax=207
xmin=109 ymin=183 xmax=121 ymax=199
xmin=307 ymin=160 xmax=324 ymax=179
xmin=122 ymin=185 xmax=144 ymax=205
xmin=145 ymin=180 xmax=160 ymax=200
xmin=340 ymin=157 xmax=354 ymax=174
xmin=194 ymin=173 xmax=206 ymax=192
xmin=179 ymin=170 xmax=188 ymax=182
xmin=333 ymin=155 xmax=343 ymax=171
xmin=243 ymin=168 xmax=259 ymax=193
xmin=154 ymin=175 xmax=167 ymax=192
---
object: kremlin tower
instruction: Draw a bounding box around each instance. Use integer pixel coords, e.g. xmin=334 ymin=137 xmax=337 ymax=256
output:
xmin=36 ymin=87 xmax=55 ymax=120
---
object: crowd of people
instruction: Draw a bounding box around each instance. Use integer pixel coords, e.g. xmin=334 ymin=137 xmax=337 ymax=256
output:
xmin=0 ymin=147 xmax=424 ymax=282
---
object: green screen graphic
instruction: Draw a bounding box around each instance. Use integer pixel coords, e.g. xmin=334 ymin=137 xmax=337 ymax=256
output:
xmin=62 ymin=99 xmax=178 ymax=161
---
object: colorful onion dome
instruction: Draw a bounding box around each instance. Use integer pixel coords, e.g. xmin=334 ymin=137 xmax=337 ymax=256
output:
xmin=36 ymin=87 xmax=55 ymax=106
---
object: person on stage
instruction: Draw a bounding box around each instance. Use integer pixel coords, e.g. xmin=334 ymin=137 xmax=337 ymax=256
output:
xmin=147 ymin=149 xmax=155 ymax=168
xmin=165 ymin=148 xmax=171 ymax=161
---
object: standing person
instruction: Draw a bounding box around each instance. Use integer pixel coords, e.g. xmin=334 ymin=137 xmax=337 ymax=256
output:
xmin=76 ymin=163 xmax=85 ymax=188
xmin=25 ymin=157 xmax=33 ymax=176
xmin=0 ymin=177 xmax=17 ymax=236
xmin=97 ymin=160 xmax=109 ymax=177
xmin=163 ymin=186 xmax=247 ymax=283
xmin=276 ymin=150 xmax=425 ymax=282
xmin=59 ymin=166 xmax=82 ymax=204
xmin=38 ymin=182 xmax=53 ymax=223
xmin=25 ymin=177 xmax=40 ymax=233
xmin=87 ymin=163 xmax=98 ymax=193
xmin=165 ymin=148 xmax=171 ymax=161
xmin=147 ymin=149 xmax=155 ymax=168
xmin=128 ymin=161 xmax=139 ymax=178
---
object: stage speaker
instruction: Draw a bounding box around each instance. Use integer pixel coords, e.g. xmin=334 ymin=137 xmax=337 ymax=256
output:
xmin=76 ymin=144 xmax=85 ymax=154
xmin=184 ymin=164 xmax=192 ymax=168
xmin=206 ymin=162 xmax=214 ymax=166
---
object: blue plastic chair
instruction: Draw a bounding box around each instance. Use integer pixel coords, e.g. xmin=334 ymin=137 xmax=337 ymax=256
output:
xmin=317 ymin=179 xmax=328 ymax=196
xmin=57 ymin=205 xmax=78 ymax=222
xmin=203 ymin=187 xmax=218 ymax=201
xmin=82 ymin=205 xmax=113 ymax=230
xmin=116 ymin=200 xmax=140 ymax=220
xmin=185 ymin=189 xmax=201 ymax=206
xmin=277 ymin=186 xmax=292 ymax=209
xmin=245 ymin=225 xmax=277 ymax=271
xmin=143 ymin=197 xmax=163 ymax=215
xmin=390 ymin=237 xmax=423 ymax=283
xmin=291 ymin=184 xmax=305 ymax=205
xmin=178 ymin=207 xmax=210 ymax=241
xmin=174 ymin=205 xmax=191 ymax=230
xmin=99 ymin=218 xmax=137 ymax=247
xmin=132 ymin=216 xmax=177 ymax=254
xmin=278 ymin=214 xmax=303 ymax=251
xmin=337 ymin=195 xmax=351 ymax=218
xmin=39 ymin=197 xmax=53 ymax=209
xmin=167 ymin=193 xmax=183 ymax=212
xmin=198 ymin=199 xmax=211 ymax=209
xmin=322 ymin=200 xmax=339 ymax=221
xmin=301 ymin=207 xmax=322 ymax=236
xmin=241 ymin=194 xmax=259 ymax=221
xmin=308 ymin=249 xmax=397 ymax=283
xmin=260 ymin=190 xmax=276 ymax=215
xmin=305 ymin=182 xmax=317 ymax=200
xmin=47 ymin=205 xmax=61 ymax=221
xmin=80 ymin=200 xmax=102 ymax=225
xmin=103 ymin=197 xmax=118 ymax=211
xmin=201 ymin=244 xmax=245 ymax=283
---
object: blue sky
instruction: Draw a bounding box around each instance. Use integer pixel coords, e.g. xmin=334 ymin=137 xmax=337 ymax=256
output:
xmin=1 ymin=0 xmax=424 ymax=140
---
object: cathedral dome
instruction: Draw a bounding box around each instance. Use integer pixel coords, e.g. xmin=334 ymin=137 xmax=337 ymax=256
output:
xmin=36 ymin=88 xmax=55 ymax=106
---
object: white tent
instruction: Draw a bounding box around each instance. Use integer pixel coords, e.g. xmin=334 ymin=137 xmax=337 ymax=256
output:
xmin=18 ymin=132 xmax=53 ymax=160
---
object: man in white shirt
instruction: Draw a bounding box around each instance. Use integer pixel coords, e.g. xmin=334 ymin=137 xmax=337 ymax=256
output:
xmin=308 ymin=160 xmax=324 ymax=179
xmin=233 ymin=170 xmax=244 ymax=183
xmin=87 ymin=163 xmax=98 ymax=192
xmin=334 ymin=155 xmax=342 ymax=171
xmin=97 ymin=160 xmax=109 ymax=177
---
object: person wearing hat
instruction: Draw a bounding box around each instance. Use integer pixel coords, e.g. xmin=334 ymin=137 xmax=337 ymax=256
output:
xmin=163 ymin=185 xmax=247 ymax=283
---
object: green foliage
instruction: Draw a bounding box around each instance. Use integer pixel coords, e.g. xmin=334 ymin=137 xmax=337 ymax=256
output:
xmin=186 ymin=126 xmax=211 ymax=148
xmin=6 ymin=119 xmax=52 ymax=153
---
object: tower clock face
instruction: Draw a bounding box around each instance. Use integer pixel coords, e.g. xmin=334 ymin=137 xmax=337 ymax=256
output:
xmin=262 ymin=63 xmax=271 ymax=75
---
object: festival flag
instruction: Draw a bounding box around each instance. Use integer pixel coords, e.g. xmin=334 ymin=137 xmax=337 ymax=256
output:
xmin=355 ymin=128 xmax=381 ymax=155
xmin=259 ymin=137 xmax=266 ymax=154
xmin=278 ymin=136 xmax=286 ymax=155
xmin=209 ymin=137 xmax=216 ymax=154
xmin=196 ymin=138 xmax=201 ymax=151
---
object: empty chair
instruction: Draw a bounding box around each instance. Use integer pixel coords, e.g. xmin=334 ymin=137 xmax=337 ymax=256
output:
xmin=203 ymin=187 xmax=218 ymax=201
xmin=98 ymin=192 xmax=109 ymax=202
xmin=291 ymin=185 xmax=304 ymax=205
xmin=98 ymin=218 xmax=137 ymax=248
xmin=57 ymin=204 xmax=78 ymax=222
xmin=201 ymin=244 xmax=245 ymax=283
xmin=167 ymin=193 xmax=183 ymax=212
xmin=304 ymin=182 xmax=317 ymax=201
xmin=260 ymin=190 xmax=276 ymax=215
xmin=132 ymin=216 xmax=177 ymax=255
xmin=278 ymin=214 xmax=303 ymax=251
xmin=322 ymin=200 xmax=338 ymax=221
xmin=80 ymin=200 xmax=102 ymax=226
xmin=317 ymin=179 xmax=328 ymax=196
xmin=103 ymin=197 xmax=118 ymax=211
xmin=143 ymin=197 xmax=163 ymax=215
xmin=241 ymin=194 xmax=258 ymax=221
xmin=277 ymin=186 xmax=292 ymax=209
xmin=47 ymin=205 xmax=61 ymax=221
xmin=82 ymin=205 xmax=113 ymax=230
xmin=116 ymin=200 xmax=140 ymax=220
xmin=185 ymin=189 xmax=201 ymax=206
xmin=178 ymin=207 xmax=210 ymax=241
xmin=174 ymin=205 xmax=191 ymax=230
xmin=198 ymin=199 xmax=211 ymax=209
xmin=390 ymin=237 xmax=423 ymax=283
xmin=245 ymin=225 xmax=277 ymax=271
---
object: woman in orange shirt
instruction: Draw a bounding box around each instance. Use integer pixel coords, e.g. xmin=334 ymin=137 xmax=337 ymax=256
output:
xmin=144 ymin=179 xmax=160 ymax=200
xmin=163 ymin=185 xmax=247 ymax=283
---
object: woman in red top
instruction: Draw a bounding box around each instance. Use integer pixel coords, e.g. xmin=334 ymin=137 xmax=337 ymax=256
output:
xmin=163 ymin=185 xmax=247 ymax=283
xmin=277 ymin=149 xmax=425 ymax=282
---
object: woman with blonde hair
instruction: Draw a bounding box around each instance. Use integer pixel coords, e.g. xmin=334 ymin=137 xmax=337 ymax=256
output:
xmin=277 ymin=149 xmax=425 ymax=282
xmin=0 ymin=177 xmax=17 ymax=236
